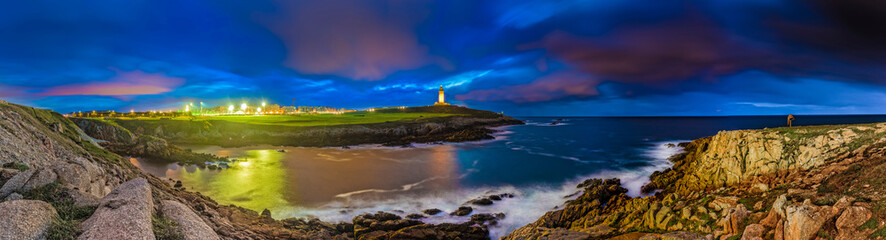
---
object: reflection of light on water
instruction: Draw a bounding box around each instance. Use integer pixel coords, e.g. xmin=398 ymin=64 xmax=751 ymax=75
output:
xmin=135 ymin=146 xmax=471 ymax=214
xmin=162 ymin=149 xmax=291 ymax=213
xmin=216 ymin=150 xmax=232 ymax=158
xmin=128 ymin=158 xmax=142 ymax=168
xmin=428 ymin=145 xmax=460 ymax=190
xmin=165 ymin=169 xmax=176 ymax=178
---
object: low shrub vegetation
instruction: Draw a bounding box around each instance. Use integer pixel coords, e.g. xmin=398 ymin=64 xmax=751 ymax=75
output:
xmin=152 ymin=215 xmax=184 ymax=240
xmin=22 ymin=183 xmax=97 ymax=239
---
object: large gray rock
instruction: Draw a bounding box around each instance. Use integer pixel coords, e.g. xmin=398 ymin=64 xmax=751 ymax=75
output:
xmin=0 ymin=200 xmax=58 ymax=240
xmin=22 ymin=168 xmax=57 ymax=191
xmin=160 ymin=200 xmax=219 ymax=240
xmin=0 ymin=169 xmax=35 ymax=198
xmin=52 ymin=158 xmax=111 ymax=199
xmin=79 ymin=178 xmax=154 ymax=240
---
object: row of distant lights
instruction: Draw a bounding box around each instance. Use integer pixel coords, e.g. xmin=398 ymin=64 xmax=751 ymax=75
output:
xmin=366 ymin=106 xmax=406 ymax=112
xmin=67 ymin=102 xmax=403 ymax=117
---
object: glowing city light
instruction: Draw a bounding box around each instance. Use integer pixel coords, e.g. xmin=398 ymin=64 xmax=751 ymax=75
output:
xmin=228 ymin=105 xmax=234 ymax=112
xmin=240 ymin=103 xmax=247 ymax=111
xmin=257 ymin=107 xmax=262 ymax=113
xmin=262 ymin=102 xmax=266 ymax=107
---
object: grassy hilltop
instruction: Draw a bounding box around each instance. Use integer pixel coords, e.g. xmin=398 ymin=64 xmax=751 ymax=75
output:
xmin=73 ymin=105 xmax=522 ymax=147
xmin=108 ymin=111 xmax=460 ymax=127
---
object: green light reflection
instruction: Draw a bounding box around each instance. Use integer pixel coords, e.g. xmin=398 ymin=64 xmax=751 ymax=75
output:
xmin=176 ymin=149 xmax=290 ymax=212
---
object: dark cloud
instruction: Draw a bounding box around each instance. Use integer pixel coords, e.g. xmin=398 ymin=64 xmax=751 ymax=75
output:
xmin=768 ymin=0 xmax=886 ymax=64
xmin=454 ymin=0 xmax=886 ymax=106
xmin=531 ymin=23 xmax=755 ymax=84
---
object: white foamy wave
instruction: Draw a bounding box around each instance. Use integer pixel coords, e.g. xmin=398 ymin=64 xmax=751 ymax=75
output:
xmin=275 ymin=182 xmax=586 ymax=240
xmin=587 ymin=140 xmax=686 ymax=196
xmin=334 ymin=177 xmax=446 ymax=199
xmin=504 ymin=143 xmax=587 ymax=163
xmin=524 ymin=122 xmax=570 ymax=127
xmin=492 ymin=130 xmax=515 ymax=136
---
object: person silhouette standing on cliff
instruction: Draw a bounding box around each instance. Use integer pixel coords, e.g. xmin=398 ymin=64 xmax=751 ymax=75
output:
xmin=787 ymin=114 xmax=795 ymax=127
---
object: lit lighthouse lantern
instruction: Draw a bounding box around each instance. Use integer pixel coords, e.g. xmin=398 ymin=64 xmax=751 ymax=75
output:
xmin=434 ymin=85 xmax=449 ymax=106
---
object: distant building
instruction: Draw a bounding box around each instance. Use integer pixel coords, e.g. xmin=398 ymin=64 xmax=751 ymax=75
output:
xmin=434 ymin=85 xmax=449 ymax=106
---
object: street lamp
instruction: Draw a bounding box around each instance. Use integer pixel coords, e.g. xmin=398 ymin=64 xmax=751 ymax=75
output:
xmin=228 ymin=105 xmax=234 ymax=114
xmin=240 ymin=103 xmax=247 ymax=111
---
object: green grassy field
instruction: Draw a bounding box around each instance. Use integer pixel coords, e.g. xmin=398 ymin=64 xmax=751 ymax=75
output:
xmin=101 ymin=112 xmax=463 ymax=127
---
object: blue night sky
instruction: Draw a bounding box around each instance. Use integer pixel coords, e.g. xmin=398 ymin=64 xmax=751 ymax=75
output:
xmin=2 ymin=0 xmax=886 ymax=116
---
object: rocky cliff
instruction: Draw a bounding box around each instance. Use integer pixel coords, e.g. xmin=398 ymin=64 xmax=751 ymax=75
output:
xmin=70 ymin=118 xmax=226 ymax=166
xmin=644 ymin=125 xmax=878 ymax=194
xmin=507 ymin=123 xmax=886 ymax=239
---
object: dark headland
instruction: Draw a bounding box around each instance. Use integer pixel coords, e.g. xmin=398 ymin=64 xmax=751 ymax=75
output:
xmin=73 ymin=105 xmax=523 ymax=148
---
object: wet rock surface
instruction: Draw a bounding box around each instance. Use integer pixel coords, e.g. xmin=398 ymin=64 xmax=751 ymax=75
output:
xmin=381 ymin=222 xmax=490 ymax=240
xmin=451 ymin=206 xmax=473 ymax=216
xmin=467 ymin=193 xmax=514 ymax=206
xmin=348 ymin=211 xmax=495 ymax=239
xmin=422 ymin=208 xmax=442 ymax=215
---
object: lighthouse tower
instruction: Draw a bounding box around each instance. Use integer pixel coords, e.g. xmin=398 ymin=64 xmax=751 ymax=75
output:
xmin=434 ymin=85 xmax=449 ymax=105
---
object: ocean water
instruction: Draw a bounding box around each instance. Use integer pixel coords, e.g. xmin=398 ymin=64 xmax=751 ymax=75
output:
xmin=131 ymin=115 xmax=886 ymax=238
